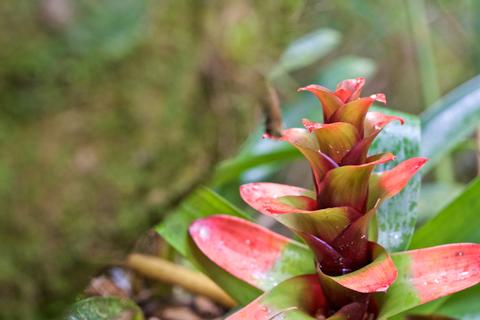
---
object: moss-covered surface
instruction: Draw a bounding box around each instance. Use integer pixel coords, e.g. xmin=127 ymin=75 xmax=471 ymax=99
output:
xmin=0 ymin=0 xmax=304 ymax=318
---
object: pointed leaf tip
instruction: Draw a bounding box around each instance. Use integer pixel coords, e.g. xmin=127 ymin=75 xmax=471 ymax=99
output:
xmin=302 ymin=118 xmax=322 ymax=132
xmin=370 ymin=93 xmax=387 ymax=104
xmin=240 ymin=182 xmax=316 ymax=216
xmin=368 ymin=157 xmax=427 ymax=209
xmin=364 ymin=111 xmax=405 ymax=137
xmin=379 ymin=157 xmax=428 ymax=197
xmin=297 ymin=84 xmax=343 ymax=120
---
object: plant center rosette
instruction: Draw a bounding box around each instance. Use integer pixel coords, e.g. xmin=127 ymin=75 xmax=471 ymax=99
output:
xmin=237 ymin=78 xmax=427 ymax=317
xmin=187 ymin=78 xmax=480 ymax=320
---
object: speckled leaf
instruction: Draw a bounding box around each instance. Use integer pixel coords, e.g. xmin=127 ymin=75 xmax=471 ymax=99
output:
xmin=65 ymin=297 xmax=143 ymax=320
xmin=369 ymin=107 xmax=421 ymax=252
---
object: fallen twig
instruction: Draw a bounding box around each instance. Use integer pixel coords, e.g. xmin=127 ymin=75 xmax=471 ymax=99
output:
xmin=126 ymin=253 xmax=237 ymax=308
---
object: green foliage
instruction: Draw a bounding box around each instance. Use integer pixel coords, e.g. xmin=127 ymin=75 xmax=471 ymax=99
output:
xmin=270 ymin=28 xmax=341 ymax=77
xmin=410 ymin=177 xmax=480 ymax=248
xmin=65 ymin=297 xmax=143 ymax=320
xmin=421 ymin=75 xmax=480 ymax=173
xmin=156 ymin=187 xmax=250 ymax=257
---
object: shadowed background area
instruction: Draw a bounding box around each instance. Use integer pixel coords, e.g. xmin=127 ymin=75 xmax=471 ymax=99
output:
xmin=1 ymin=0 xmax=479 ymax=319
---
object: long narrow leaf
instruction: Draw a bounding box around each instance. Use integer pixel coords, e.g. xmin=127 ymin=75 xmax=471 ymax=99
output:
xmin=421 ymin=75 xmax=480 ymax=172
xmin=410 ymin=177 xmax=480 ymax=248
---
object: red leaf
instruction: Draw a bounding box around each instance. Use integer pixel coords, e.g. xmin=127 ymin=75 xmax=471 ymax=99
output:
xmin=368 ymin=157 xmax=428 ymax=209
xmin=364 ymin=111 xmax=404 ymax=137
xmin=321 ymin=242 xmax=398 ymax=293
xmin=189 ymin=215 xmax=290 ymax=288
xmin=240 ymin=182 xmax=316 ymax=215
xmin=334 ymin=77 xmax=365 ymax=103
xmin=407 ymin=243 xmax=480 ymax=304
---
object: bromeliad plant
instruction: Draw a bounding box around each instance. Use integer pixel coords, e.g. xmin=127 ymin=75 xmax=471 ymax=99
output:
xmin=187 ymin=79 xmax=480 ymax=319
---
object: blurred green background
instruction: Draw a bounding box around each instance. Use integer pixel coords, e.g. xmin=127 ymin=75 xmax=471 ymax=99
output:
xmin=1 ymin=0 xmax=480 ymax=319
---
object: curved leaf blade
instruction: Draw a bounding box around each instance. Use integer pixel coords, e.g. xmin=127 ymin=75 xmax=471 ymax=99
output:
xmin=410 ymin=177 xmax=480 ymax=249
xmin=421 ymin=75 xmax=480 ymax=171
xmin=433 ymin=285 xmax=480 ymax=319
xmin=320 ymin=242 xmax=397 ymax=294
xmin=189 ymin=215 xmax=315 ymax=292
xmin=227 ymin=275 xmax=326 ymax=320
xmin=378 ymin=243 xmax=480 ymax=318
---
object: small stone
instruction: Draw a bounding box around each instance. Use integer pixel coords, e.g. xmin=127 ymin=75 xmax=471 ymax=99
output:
xmin=161 ymin=306 xmax=201 ymax=320
xmin=192 ymin=295 xmax=224 ymax=318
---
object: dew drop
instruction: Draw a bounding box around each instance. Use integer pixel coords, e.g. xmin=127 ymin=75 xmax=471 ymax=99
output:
xmin=456 ymin=251 xmax=464 ymax=257
xmin=199 ymin=227 xmax=210 ymax=240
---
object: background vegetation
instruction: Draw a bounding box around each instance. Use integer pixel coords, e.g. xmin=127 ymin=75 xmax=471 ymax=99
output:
xmin=1 ymin=0 xmax=479 ymax=319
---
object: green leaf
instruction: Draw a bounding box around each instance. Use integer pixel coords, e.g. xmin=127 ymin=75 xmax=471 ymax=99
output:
xmin=400 ymin=178 xmax=480 ymax=319
xmin=156 ymin=191 xmax=258 ymax=305
xmin=155 ymin=187 xmax=250 ymax=257
xmin=270 ymin=29 xmax=341 ymax=76
xmin=227 ymin=275 xmax=326 ymax=320
xmin=433 ymin=285 xmax=480 ymax=319
xmin=421 ymin=75 xmax=480 ymax=172
xmin=65 ymin=297 xmax=143 ymax=320
xmin=369 ymin=108 xmax=421 ymax=252
xmin=378 ymin=244 xmax=480 ymax=319
xmin=410 ymin=177 xmax=480 ymax=248
xmin=187 ymin=230 xmax=262 ymax=305
xmin=417 ymin=182 xmax=464 ymax=225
